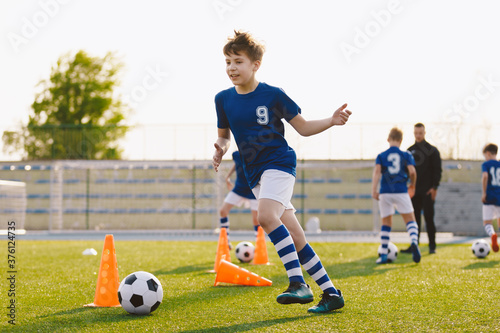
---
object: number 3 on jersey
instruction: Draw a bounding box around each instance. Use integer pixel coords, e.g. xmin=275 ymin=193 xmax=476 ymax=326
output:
xmin=387 ymin=153 xmax=401 ymax=174
xmin=256 ymin=106 xmax=269 ymax=125
xmin=490 ymin=166 xmax=500 ymax=186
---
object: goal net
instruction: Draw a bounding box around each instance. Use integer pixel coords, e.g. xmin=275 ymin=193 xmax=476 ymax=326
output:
xmin=0 ymin=180 xmax=27 ymax=231
xmin=0 ymin=160 xmax=380 ymax=232
xmin=1 ymin=161 xmax=221 ymax=231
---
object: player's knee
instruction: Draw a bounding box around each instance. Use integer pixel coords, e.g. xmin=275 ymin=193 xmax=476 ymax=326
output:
xmin=288 ymin=227 xmax=306 ymax=246
xmin=257 ymin=211 xmax=275 ymax=228
xmin=219 ymin=208 xmax=229 ymax=217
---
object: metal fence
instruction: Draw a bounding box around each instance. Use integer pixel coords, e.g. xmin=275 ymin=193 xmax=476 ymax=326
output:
xmin=2 ymin=122 xmax=499 ymax=161
xmin=0 ymin=159 xmax=486 ymax=235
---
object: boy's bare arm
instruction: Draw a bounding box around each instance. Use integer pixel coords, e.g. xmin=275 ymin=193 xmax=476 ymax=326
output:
xmin=408 ymin=165 xmax=417 ymax=187
xmin=371 ymin=164 xmax=382 ymax=200
xmin=482 ymin=171 xmax=488 ymax=203
xmin=288 ymin=103 xmax=351 ymax=137
xmin=225 ymin=164 xmax=236 ymax=190
xmin=226 ymin=164 xmax=236 ymax=179
xmin=407 ymin=165 xmax=417 ymax=198
xmin=213 ymin=128 xmax=231 ymax=172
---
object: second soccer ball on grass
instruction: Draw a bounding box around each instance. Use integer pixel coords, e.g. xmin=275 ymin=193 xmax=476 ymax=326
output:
xmin=377 ymin=242 xmax=398 ymax=263
xmin=235 ymin=241 xmax=255 ymax=263
xmin=471 ymin=239 xmax=490 ymax=258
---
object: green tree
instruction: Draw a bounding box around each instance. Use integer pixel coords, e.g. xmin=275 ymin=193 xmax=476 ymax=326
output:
xmin=2 ymin=50 xmax=129 ymax=160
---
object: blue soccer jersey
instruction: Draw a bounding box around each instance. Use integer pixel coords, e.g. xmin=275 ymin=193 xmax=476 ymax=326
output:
xmin=376 ymin=146 xmax=416 ymax=194
xmin=215 ymin=82 xmax=301 ymax=189
xmin=231 ymin=151 xmax=256 ymax=199
xmin=482 ymin=159 xmax=500 ymax=206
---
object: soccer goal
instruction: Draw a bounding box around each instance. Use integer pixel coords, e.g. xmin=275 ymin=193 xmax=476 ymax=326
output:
xmin=0 ymin=180 xmax=27 ymax=232
xmin=0 ymin=160 xmax=382 ymax=232
xmin=0 ymin=161 xmax=222 ymax=231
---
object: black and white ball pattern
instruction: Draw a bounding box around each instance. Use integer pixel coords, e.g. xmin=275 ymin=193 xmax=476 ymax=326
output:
xmin=235 ymin=241 xmax=255 ymax=263
xmin=118 ymin=271 xmax=163 ymax=315
xmin=377 ymin=242 xmax=398 ymax=262
xmin=472 ymin=239 xmax=490 ymax=258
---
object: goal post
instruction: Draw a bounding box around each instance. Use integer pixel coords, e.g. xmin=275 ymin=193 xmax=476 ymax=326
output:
xmin=0 ymin=160 xmax=382 ymax=232
xmin=0 ymin=180 xmax=27 ymax=232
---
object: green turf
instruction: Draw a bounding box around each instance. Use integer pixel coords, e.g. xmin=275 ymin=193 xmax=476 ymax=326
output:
xmin=2 ymin=240 xmax=499 ymax=332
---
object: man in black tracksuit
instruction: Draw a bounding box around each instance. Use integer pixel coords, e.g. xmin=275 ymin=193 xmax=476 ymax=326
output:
xmin=402 ymin=123 xmax=442 ymax=254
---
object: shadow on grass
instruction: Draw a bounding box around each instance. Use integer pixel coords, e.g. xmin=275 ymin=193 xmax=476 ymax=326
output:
xmin=462 ymin=260 xmax=500 ymax=270
xmin=37 ymin=306 xmax=94 ymax=318
xmin=22 ymin=305 xmax=149 ymax=332
xmin=179 ymin=314 xmax=311 ymax=333
xmin=152 ymin=263 xmax=213 ymax=275
xmin=326 ymin=256 xmax=400 ymax=279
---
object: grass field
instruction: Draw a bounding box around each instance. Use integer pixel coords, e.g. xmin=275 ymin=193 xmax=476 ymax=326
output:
xmin=3 ymin=239 xmax=499 ymax=332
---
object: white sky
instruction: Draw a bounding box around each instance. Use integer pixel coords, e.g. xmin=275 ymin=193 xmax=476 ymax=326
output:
xmin=1 ymin=0 xmax=499 ymax=160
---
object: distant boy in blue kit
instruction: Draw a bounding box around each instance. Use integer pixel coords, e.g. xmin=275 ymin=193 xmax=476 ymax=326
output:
xmin=219 ymin=150 xmax=259 ymax=247
xmin=371 ymin=128 xmax=421 ymax=264
xmin=212 ymin=31 xmax=352 ymax=313
xmin=481 ymin=143 xmax=500 ymax=252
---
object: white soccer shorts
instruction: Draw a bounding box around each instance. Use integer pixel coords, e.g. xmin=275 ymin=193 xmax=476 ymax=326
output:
xmin=224 ymin=191 xmax=258 ymax=211
xmin=378 ymin=193 xmax=414 ymax=218
xmin=482 ymin=204 xmax=500 ymax=221
xmin=251 ymin=169 xmax=295 ymax=212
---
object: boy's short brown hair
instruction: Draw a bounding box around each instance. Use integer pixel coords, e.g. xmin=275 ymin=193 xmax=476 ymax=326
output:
xmin=223 ymin=30 xmax=265 ymax=62
xmin=388 ymin=127 xmax=403 ymax=142
xmin=483 ymin=143 xmax=498 ymax=155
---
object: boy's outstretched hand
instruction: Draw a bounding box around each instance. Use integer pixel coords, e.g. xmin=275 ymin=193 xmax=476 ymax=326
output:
xmin=332 ymin=103 xmax=352 ymax=126
xmin=213 ymin=143 xmax=224 ymax=172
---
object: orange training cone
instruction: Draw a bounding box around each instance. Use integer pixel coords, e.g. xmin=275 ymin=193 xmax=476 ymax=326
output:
xmin=213 ymin=228 xmax=231 ymax=273
xmin=84 ymin=234 xmax=120 ymax=307
xmin=214 ymin=258 xmax=272 ymax=287
xmin=252 ymin=226 xmax=270 ymax=265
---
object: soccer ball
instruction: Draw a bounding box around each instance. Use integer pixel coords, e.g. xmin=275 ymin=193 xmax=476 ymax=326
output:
xmin=118 ymin=271 xmax=163 ymax=315
xmin=472 ymin=239 xmax=490 ymax=258
xmin=235 ymin=241 xmax=255 ymax=263
xmin=377 ymin=242 xmax=398 ymax=262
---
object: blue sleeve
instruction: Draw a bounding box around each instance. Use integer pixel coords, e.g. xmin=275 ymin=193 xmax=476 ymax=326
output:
xmin=215 ymin=92 xmax=229 ymax=129
xmin=232 ymin=151 xmax=240 ymax=164
xmin=406 ymin=152 xmax=416 ymax=166
xmin=277 ymin=88 xmax=301 ymax=121
xmin=482 ymin=162 xmax=488 ymax=173
xmin=375 ymin=154 xmax=382 ymax=165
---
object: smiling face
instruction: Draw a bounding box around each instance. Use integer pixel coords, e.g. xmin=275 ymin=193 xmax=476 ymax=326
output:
xmin=225 ymin=52 xmax=260 ymax=93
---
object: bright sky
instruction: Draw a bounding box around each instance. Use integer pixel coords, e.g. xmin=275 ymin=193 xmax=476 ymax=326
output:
xmin=1 ymin=0 xmax=499 ymax=161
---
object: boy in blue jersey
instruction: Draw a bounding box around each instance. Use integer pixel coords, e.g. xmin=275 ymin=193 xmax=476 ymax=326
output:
xmin=371 ymin=128 xmax=421 ymax=264
xmin=219 ymin=150 xmax=259 ymax=248
xmin=212 ymin=30 xmax=352 ymax=313
xmin=481 ymin=143 xmax=500 ymax=252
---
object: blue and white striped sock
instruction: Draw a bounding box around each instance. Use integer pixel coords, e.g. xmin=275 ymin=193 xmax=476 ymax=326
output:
xmin=298 ymin=243 xmax=339 ymax=296
xmin=220 ymin=217 xmax=229 ymax=240
xmin=485 ymin=224 xmax=495 ymax=237
xmin=406 ymin=221 xmax=419 ymax=245
xmin=268 ymin=225 xmax=305 ymax=284
xmin=380 ymin=225 xmax=391 ymax=255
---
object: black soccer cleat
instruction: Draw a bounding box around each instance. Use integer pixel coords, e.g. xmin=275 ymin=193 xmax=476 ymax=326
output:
xmin=308 ymin=290 xmax=345 ymax=313
xmin=410 ymin=243 xmax=421 ymax=263
xmin=276 ymin=282 xmax=314 ymax=304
